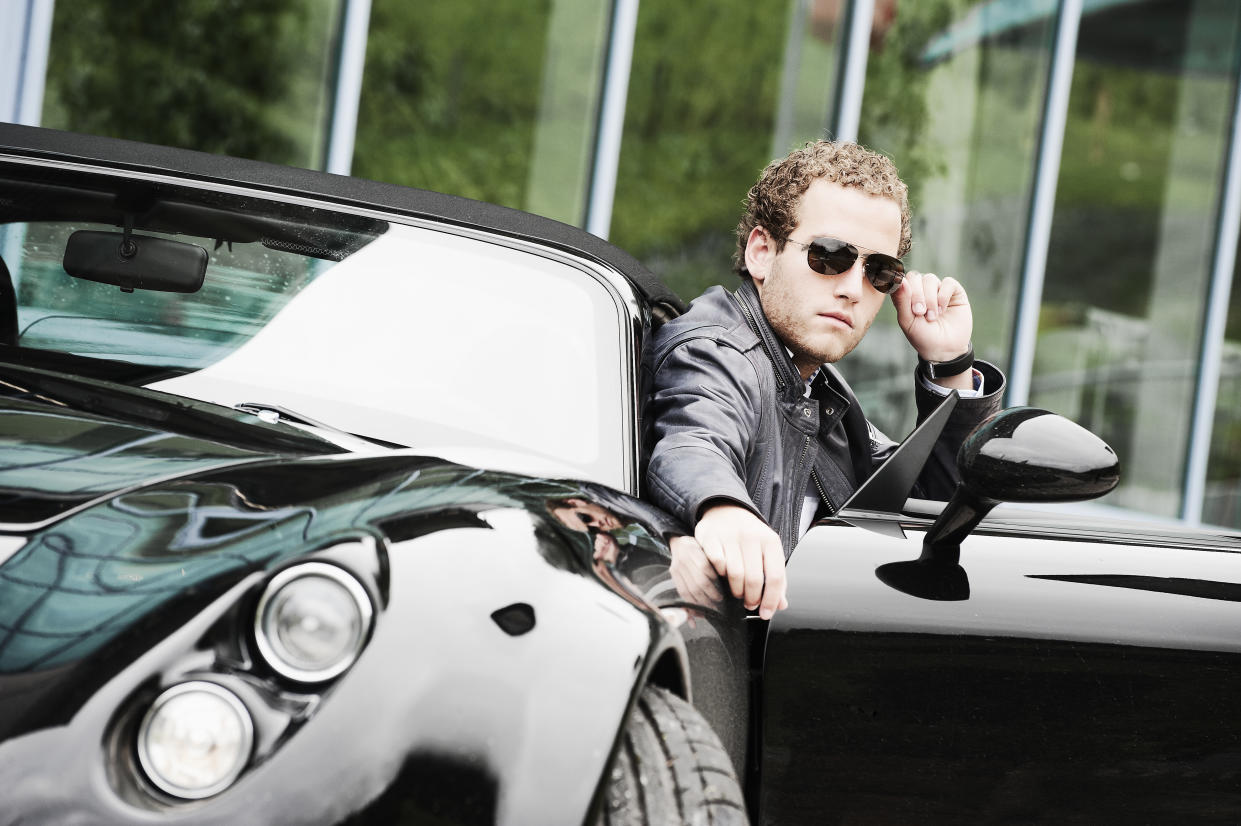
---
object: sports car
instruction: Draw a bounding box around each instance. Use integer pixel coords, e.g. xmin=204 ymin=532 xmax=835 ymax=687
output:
xmin=0 ymin=124 xmax=1236 ymax=825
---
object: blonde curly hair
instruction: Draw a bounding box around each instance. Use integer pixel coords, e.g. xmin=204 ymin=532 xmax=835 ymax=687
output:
xmin=734 ymin=140 xmax=911 ymax=277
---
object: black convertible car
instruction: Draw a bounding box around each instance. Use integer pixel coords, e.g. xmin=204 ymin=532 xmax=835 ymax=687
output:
xmin=0 ymin=124 xmax=1237 ymax=825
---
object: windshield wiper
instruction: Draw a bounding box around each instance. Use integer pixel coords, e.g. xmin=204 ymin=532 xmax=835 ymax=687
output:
xmin=0 ymin=362 xmax=342 ymax=456
xmin=234 ymin=403 xmax=403 ymax=450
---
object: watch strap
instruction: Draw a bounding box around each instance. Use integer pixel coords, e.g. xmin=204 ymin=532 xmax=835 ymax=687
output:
xmin=919 ymin=344 xmax=974 ymax=380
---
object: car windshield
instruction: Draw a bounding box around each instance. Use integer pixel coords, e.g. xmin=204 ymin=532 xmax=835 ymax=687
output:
xmin=0 ymin=163 xmax=629 ymax=487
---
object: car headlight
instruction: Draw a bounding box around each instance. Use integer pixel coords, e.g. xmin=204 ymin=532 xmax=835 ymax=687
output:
xmin=137 ymin=681 xmax=253 ymax=799
xmin=254 ymin=562 xmax=373 ymax=683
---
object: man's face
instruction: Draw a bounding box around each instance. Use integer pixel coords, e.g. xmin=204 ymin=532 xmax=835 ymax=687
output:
xmin=551 ymin=498 xmax=623 ymax=533
xmin=747 ymin=179 xmax=901 ymax=378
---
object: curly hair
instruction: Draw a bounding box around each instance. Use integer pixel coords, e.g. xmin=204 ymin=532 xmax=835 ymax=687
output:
xmin=733 ymin=140 xmax=911 ymax=278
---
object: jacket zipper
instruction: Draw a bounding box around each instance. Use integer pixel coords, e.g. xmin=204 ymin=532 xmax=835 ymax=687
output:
xmin=787 ymin=433 xmax=813 ymax=548
xmin=812 ymin=466 xmax=836 ymax=514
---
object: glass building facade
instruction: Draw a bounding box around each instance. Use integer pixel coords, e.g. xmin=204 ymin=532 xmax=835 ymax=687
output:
xmin=4 ymin=0 xmax=1241 ymax=528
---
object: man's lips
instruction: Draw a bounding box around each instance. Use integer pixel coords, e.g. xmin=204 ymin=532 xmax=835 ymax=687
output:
xmin=818 ymin=311 xmax=853 ymax=329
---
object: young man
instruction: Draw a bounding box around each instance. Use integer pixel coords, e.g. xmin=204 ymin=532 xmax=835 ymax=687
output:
xmin=642 ymin=141 xmax=1004 ymax=619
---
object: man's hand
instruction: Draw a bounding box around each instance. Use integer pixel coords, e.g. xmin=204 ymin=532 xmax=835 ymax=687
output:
xmin=892 ymin=270 xmax=973 ymax=386
xmin=668 ymin=535 xmax=724 ymax=606
xmin=694 ymin=503 xmax=788 ymax=619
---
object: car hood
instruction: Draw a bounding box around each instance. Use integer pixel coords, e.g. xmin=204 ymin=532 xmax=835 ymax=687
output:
xmin=0 ymin=396 xmax=278 ymax=530
xmin=0 ymin=400 xmax=686 ymax=825
xmin=0 ymin=399 xmax=670 ymax=704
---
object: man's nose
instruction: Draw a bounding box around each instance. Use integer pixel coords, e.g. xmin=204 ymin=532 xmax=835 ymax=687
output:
xmin=833 ymin=258 xmax=866 ymax=300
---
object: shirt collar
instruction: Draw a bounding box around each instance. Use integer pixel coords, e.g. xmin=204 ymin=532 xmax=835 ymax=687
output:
xmin=784 ymin=346 xmax=824 ymax=396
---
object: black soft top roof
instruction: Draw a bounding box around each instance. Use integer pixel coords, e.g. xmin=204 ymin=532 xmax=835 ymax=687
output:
xmin=0 ymin=123 xmax=686 ymax=313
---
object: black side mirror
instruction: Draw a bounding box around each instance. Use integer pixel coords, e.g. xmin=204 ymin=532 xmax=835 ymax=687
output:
xmin=955 ymin=406 xmax=1120 ymax=505
xmin=877 ymin=408 xmax=1119 ymax=601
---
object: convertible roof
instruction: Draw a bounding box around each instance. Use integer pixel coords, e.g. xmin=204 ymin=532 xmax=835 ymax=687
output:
xmin=0 ymin=123 xmax=686 ymax=314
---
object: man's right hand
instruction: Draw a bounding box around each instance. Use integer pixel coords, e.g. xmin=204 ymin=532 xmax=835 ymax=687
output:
xmin=694 ymin=503 xmax=788 ymax=620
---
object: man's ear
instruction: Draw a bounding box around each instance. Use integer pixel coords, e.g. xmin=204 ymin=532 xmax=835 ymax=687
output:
xmin=745 ymin=226 xmax=776 ymax=284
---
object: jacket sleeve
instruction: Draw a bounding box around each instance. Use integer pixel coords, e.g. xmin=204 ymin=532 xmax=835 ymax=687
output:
xmin=642 ymin=336 xmax=766 ymax=530
xmin=906 ymin=359 xmax=1006 ymax=501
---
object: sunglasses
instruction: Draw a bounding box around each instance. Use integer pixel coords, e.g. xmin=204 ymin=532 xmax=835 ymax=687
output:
xmin=787 ymin=236 xmax=905 ymax=294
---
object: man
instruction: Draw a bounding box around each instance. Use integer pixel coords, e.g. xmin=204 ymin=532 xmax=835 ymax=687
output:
xmin=642 ymin=141 xmax=1004 ymax=620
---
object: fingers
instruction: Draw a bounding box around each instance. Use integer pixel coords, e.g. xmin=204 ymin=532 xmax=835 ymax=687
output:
xmin=894 ymin=270 xmax=974 ymax=363
xmin=669 ymin=536 xmax=724 ymax=605
xmin=724 ymin=538 xmax=747 ymax=601
xmin=906 ymin=270 xmax=929 ymax=319
xmin=757 ymin=535 xmax=787 ymax=620
xmin=671 ymin=565 xmax=714 ymax=606
xmin=922 ymin=273 xmax=943 ymax=321
xmin=671 ymin=557 xmax=717 ymax=605
xmin=898 ymin=270 xmax=965 ymax=319
xmin=737 ymin=534 xmax=763 ymax=609
xmin=890 ymin=271 xmax=914 ymax=328
xmin=909 ymin=271 xmax=943 ymax=321
xmin=936 ymin=276 xmax=966 ymax=317
xmin=893 ymin=270 xmax=940 ymax=331
xmin=700 ymin=535 xmax=729 ymax=578
xmin=693 ymin=503 xmax=789 ymax=617
xmin=695 ymin=567 xmax=724 ymax=604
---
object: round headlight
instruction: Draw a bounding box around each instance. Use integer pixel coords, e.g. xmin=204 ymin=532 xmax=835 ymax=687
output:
xmin=137 ymin=681 xmax=253 ymax=799
xmin=254 ymin=562 xmax=373 ymax=682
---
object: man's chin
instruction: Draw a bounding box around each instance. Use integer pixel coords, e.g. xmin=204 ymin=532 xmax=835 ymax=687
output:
xmin=806 ymin=338 xmax=859 ymax=366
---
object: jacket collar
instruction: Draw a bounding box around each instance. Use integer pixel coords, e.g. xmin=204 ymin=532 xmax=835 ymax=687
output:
xmin=734 ymin=279 xmax=806 ymax=396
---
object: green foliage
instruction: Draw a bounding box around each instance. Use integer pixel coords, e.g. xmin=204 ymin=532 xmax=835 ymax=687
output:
xmin=858 ymin=0 xmax=963 ymax=208
xmin=607 ymin=0 xmax=793 ymax=301
xmin=37 ymin=0 xmax=1238 ymax=324
xmin=350 ymin=0 xmax=552 ymax=208
xmin=42 ymin=0 xmax=338 ymax=168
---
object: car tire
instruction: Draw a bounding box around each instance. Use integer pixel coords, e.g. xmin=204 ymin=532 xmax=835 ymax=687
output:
xmin=596 ymin=684 xmax=749 ymax=825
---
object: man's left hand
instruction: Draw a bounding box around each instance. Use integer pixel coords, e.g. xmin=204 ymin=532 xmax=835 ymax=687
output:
xmin=891 ymin=270 xmax=973 ymax=370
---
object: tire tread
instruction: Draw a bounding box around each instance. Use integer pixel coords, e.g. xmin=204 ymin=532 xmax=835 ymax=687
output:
xmin=595 ymin=685 xmax=748 ymax=826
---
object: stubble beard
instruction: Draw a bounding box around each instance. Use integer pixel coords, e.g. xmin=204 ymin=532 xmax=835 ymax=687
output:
xmin=759 ymin=262 xmax=874 ymax=374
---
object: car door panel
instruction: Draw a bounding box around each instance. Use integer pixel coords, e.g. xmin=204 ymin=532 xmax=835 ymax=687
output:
xmin=760 ymin=518 xmax=1241 ymax=824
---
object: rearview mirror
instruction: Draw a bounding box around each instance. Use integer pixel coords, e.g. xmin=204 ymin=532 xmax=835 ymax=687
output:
xmin=63 ymin=230 xmax=207 ymax=293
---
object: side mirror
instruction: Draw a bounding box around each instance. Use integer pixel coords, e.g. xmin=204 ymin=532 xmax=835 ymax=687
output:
xmin=877 ymin=408 xmax=1119 ymax=601
xmin=956 ymin=406 xmax=1120 ymax=504
xmin=926 ymin=407 xmax=1119 ymax=563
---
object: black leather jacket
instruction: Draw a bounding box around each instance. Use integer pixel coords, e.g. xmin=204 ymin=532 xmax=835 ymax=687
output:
xmin=641 ymin=280 xmax=1005 ymax=554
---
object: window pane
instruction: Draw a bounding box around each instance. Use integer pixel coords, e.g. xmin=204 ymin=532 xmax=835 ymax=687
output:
xmin=773 ymin=0 xmax=847 ymax=166
xmin=849 ymin=0 xmax=1056 ymax=437
xmin=16 ymin=221 xmax=326 ymax=370
xmin=352 ymin=0 xmax=611 ymax=224
xmin=40 ymin=0 xmax=343 ymax=169
xmin=1204 ymin=201 xmax=1241 ymax=527
xmin=1033 ymin=0 xmax=1241 ymax=517
xmin=610 ymin=0 xmax=837 ymax=303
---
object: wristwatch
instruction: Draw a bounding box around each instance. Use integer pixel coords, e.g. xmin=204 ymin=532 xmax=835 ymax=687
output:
xmin=919 ymin=344 xmax=974 ymax=380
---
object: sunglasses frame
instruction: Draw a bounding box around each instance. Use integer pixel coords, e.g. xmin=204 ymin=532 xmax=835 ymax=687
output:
xmin=786 ymin=236 xmax=905 ymax=294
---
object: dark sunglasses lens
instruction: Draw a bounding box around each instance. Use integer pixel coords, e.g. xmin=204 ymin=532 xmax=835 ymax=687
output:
xmin=805 ymin=239 xmax=857 ymax=276
xmin=865 ymin=256 xmax=904 ymax=294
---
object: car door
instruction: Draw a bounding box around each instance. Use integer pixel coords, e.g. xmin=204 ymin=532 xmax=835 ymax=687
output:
xmin=758 ymin=507 xmax=1241 ymax=824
